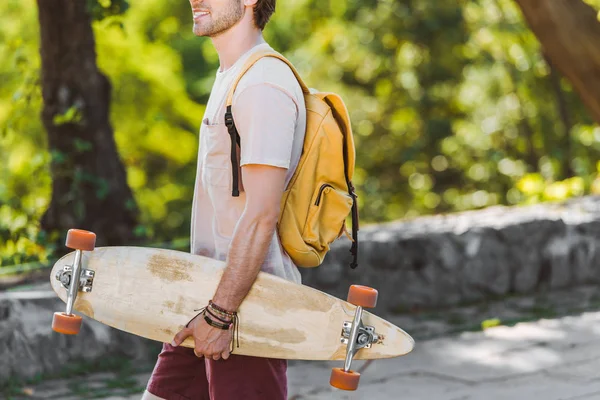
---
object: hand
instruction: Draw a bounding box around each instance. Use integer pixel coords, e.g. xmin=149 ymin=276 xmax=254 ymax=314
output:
xmin=172 ymin=313 xmax=233 ymax=361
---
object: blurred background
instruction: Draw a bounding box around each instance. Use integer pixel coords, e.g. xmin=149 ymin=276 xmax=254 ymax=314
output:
xmin=2 ymin=0 xmax=600 ymax=272
xmin=4 ymin=1 xmax=600 ymax=398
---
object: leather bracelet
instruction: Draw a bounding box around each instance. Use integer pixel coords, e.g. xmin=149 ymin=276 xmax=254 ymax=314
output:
xmin=203 ymin=313 xmax=231 ymax=330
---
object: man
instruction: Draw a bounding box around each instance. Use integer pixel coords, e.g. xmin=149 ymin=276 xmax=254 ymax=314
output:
xmin=142 ymin=0 xmax=306 ymax=399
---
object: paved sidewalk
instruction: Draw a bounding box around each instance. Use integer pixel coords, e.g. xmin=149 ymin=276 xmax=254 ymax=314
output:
xmin=288 ymin=311 xmax=600 ymax=399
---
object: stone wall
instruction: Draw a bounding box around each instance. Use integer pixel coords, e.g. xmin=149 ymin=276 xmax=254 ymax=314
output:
xmin=300 ymin=195 xmax=600 ymax=313
xmin=0 ymin=290 xmax=160 ymax=387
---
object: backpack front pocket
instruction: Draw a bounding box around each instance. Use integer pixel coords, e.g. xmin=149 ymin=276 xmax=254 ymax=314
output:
xmin=303 ymin=183 xmax=354 ymax=250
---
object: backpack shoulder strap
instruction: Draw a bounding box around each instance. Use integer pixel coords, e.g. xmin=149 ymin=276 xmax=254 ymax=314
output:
xmin=223 ymin=49 xmax=309 ymax=198
xmin=225 ymin=49 xmax=310 ymax=107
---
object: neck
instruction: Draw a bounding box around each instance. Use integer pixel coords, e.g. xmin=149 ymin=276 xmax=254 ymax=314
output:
xmin=211 ymin=9 xmax=266 ymax=73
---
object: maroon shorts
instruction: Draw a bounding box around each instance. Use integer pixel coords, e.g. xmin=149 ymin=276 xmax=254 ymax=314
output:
xmin=146 ymin=343 xmax=288 ymax=400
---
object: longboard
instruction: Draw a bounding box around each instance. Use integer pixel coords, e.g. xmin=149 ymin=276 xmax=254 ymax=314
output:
xmin=50 ymin=230 xmax=414 ymax=390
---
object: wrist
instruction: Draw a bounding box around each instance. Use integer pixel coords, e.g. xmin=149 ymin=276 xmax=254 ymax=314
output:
xmin=201 ymin=300 xmax=238 ymax=332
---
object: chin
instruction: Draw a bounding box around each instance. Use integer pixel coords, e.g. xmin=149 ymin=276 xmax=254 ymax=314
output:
xmin=192 ymin=24 xmax=210 ymax=37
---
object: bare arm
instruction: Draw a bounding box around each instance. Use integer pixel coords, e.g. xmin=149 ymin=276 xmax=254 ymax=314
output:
xmin=211 ymin=163 xmax=288 ymax=312
xmin=172 ymin=73 xmax=299 ymax=360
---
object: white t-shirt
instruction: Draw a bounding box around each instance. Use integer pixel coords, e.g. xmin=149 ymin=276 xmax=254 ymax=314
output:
xmin=190 ymin=42 xmax=306 ymax=284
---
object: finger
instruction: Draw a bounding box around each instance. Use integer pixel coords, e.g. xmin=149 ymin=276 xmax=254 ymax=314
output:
xmin=195 ymin=343 xmax=208 ymax=358
xmin=212 ymin=353 xmax=221 ymax=361
xmin=221 ymin=351 xmax=231 ymax=360
xmin=171 ymin=327 xmax=193 ymax=347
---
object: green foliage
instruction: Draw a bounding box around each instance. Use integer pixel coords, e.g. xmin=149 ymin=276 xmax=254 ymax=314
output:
xmin=0 ymin=0 xmax=50 ymax=266
xmin=517 ymin=161 xmax=600 ymax=203
xmin=52 ymin=105 xmax=83 ymax=126
xmin=481 ymin=318 xmax=502 ymax=330
xmin=0 ymin=0 xmax=202 ymax=265
xmin=267 ymin=0 xmax=600 ymax=221
xmin=1 ymin=0 xmax=600 ymax=267
xmin=86 ymin=0 xmax=129 ymax=21
xmin=92 ymin=0 xmax=205 ymax=240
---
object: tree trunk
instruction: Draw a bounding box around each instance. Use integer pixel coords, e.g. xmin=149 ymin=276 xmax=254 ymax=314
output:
xmin=37 ymin=0 xmax=139 ymax=246
xmin=513 ymin=0 xmax=600 ymax=124
xmin=547 ymin=57 xmax=574 ymax=179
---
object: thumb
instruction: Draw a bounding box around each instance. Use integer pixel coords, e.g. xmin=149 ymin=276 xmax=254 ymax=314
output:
xmin=171 ymin=327 xmax=193 ymax=347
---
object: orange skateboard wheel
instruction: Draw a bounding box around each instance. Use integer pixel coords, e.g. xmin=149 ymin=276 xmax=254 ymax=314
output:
xmin=52 ymin=312 xmax=83 ymax=335
xmin=65 ymin=229 xmax=96 ymax=251
xmin=347 ymin=285 xmax=378 ymax=308
xmin=330 ymin=368 xmax=360 ymax=390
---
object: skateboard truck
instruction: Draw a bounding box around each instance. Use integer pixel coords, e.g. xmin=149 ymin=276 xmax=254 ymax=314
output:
xmin=340 ymin=320 xmax=379 ymax=349
xmin=56 ymin=265 xmax=95 ymax=293
xmin=330 ymin=285 xmax=379 ymax=391
xmin=51 ymin=229 xmax=97 ymax=335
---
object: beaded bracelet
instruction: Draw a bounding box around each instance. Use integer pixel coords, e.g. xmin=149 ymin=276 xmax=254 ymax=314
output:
xmin=209 ymin=300 xmax=236 ymax=317
xmin=205 ymin=307 xmax=233 ymax=325
xmin=208 ymin=306 xmax=232 ymax=321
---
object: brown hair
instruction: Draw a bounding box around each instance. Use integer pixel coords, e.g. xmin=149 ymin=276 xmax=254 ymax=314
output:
xmin=253 ymin=0 xmax=276 ymax=30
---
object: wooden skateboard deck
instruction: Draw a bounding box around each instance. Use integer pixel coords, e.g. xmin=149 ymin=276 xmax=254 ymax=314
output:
xmin=50 ymin=246 xmax=414 ymax=361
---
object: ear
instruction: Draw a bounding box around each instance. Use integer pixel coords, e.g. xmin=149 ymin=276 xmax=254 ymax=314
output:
xmin=243 ymin=0 xmax=258 ymax=6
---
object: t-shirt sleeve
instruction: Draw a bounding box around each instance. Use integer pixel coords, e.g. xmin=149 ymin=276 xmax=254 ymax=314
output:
xmin=231 ymin=83 xmax=299 ymax=169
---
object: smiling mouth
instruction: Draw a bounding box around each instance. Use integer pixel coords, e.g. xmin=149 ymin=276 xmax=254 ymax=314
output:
xmin=193 ymin=10 xmax=210 ymax=21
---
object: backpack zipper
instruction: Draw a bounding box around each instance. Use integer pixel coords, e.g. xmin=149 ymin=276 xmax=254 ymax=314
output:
xmin=315 ymin=184 xmax=334 ymax=206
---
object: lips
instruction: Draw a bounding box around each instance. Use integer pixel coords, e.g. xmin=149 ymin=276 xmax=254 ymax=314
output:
xmin=192 ymin=9 xmax=210 ymax=21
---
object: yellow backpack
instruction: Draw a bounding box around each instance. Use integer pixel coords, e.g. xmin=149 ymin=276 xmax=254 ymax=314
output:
xmin=224 ymin=49 xmax=359 ymax=269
